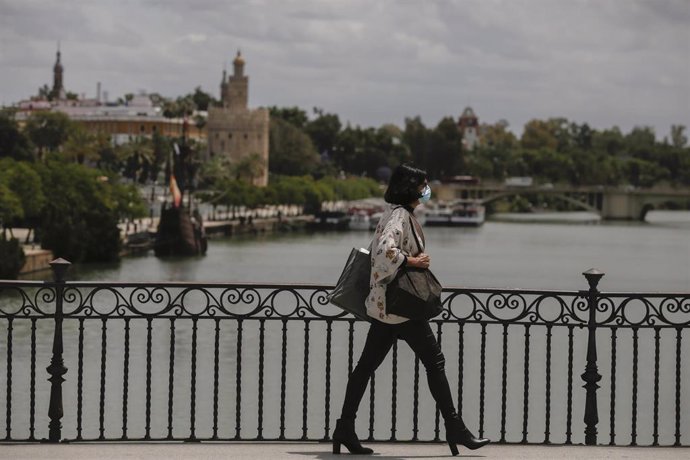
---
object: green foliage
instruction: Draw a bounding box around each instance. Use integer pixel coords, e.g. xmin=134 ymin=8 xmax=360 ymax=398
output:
xmin=24 ymin=111 xmax=73 ymax=156
xmin=520 ymin=119 xmax=559 ymax=150
xmin=306 ymin=108 xmax=341 ymax=156
xmin=269 ymin=117 xmax=320 ymax=175
xmin=0 ymin=237 xmax=25 ymax=279
xmin=192 ymin=86 xmax=215 ymax=111
xmin=0 ymin=158 xmax=45 ymax=221
xmin=0 ymin=182 xmax=24 ymax=224
xmin=269 ymin=106 xmax=309 ymax=128
xmin=0 ymin=114 xmax=33 ymax=161
xmin=119 ymin=137 xmax=156 ymax=183
xmin=61 ymin=124 xmax=100 ymax=164
xmin=27 ymin=161 xmax=146 ymax=263
xmin=319 ymin=176 xmax=381 ymax=201
xmin=199 ymin=174 xmax=381 ymax=212
xmin=233 ymin=152 xmax=266 ymax=183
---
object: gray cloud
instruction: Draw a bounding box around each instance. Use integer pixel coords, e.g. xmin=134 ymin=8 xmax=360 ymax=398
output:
xmin=1 ymin=0 xmax=688 ymax=137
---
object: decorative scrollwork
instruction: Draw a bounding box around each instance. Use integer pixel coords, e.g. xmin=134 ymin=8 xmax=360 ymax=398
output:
xmin=0 ymin=281 xmax=688 ymax=327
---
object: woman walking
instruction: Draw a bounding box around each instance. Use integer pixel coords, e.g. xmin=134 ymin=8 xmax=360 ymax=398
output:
xmin=332 ymin=164 xmax=490 ymax=456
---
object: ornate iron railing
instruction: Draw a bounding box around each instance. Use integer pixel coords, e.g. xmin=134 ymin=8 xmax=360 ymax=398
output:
xmin=0 ymin=260 xmax=688 ymax=445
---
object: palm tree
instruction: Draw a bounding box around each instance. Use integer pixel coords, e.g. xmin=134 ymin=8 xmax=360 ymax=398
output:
xmin=62 ymin=126 xmax=99 ymax=164
xmin=232 ymin=153 xmax=266 ymax=185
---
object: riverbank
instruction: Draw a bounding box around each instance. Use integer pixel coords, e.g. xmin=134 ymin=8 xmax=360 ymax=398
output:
xmin=489 ymin=211 xmax=602 ymax=223
xmin=119 ymin=214 xmax=315 ymax=256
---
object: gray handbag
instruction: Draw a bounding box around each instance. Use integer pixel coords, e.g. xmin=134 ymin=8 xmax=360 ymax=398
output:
xmin=327 ymin=247 xmax=372 ymax=321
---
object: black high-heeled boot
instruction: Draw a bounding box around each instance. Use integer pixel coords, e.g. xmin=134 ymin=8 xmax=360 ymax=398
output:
xmin=445 ymin=415 xmax=490 ymax=456
xmin=332 ymin=418 xmax=374 ymax=455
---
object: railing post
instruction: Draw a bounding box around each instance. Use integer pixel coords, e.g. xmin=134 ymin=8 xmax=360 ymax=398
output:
xmin=46 ymin=258 xmax=71 ymax=442
xmin=581 ymin=268 xmax=604 ymax=445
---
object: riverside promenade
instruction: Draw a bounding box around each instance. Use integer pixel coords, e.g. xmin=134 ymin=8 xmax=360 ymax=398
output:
xmin=0 ymin=442 xmax=686 ymax=459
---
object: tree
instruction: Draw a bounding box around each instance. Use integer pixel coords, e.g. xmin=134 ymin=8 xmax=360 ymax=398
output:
xmin=306 ymin=108 xmax=341 ymax=156
xmin=0 ymin=114 xmax=33 ymax=161
xmin=480 ymin=122 xmax=518 ymax=150
xmin=62 ymin=125 xmax=100 ymax=164
xmin=193 ymin=114 xmax=207 ymax=138
xmin=269 ymin=106 xmax=309 ymax=128
xmin=0 ymin=182 xmax=23 ymax=234
xmin=162 ymin=95 xmax=196 ymax=118
xmin=38 ymin=84 xmax=53 ymax=101
xmin=192 ymin=86 xmax=215 ymax=111
xmin=269 ymin=117 xmax=319 ymax=175
xmin=198 ymin=155 xmax=232 ymax=188
xmin=0 ymin=158 xmax=45 ymax=241
xmin=429 ymin=117 xmax=463 ymax=179
xmin=623 ymin=158 xmax=668 ymax=187
xmin=118 ymin=137 xmax=155 ymax=183
xmin=25 ymin=111 xmax=73 ymax=158
xmin=520 ymin=119 xmax=558 ymax=150
xmin=403 ymin=116 xmax=429 ymax=170
xmin=232 ymin=153 xmax=266 ymax=184
xmin=0 ymin=236 xmax=25 ymax=279
xmin=625 ymin=126 xmax=656 ymax=161
xmin=592 ymin=127 xmax=625 ymax=156
xmin=33 ymin=161 xmax=144 ymax=263
xmin=150 ymin=131 xmax=171 ymax=182
xmin=670 ymin=125 xmax=687 ymax=148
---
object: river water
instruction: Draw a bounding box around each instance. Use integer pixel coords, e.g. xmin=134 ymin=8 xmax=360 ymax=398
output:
xmin=78 ymin=211 xmax=689 ymax=291
xmin=1 ymin=211 xmax=688 ymax=445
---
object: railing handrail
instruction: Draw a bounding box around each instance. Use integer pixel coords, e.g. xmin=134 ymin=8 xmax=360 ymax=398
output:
xmin=3 ymin=279 xmax=689 ymax=298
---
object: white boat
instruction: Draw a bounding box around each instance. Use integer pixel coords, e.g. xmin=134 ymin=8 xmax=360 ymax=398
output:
xmin=348 ymin=210 xmax=382 ymax=231
xmin=425 ymin=200 xmax=485 ymax=226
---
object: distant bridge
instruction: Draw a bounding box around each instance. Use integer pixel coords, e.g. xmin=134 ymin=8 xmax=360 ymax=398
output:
xmin=434 ymin=183 xmax=690 ymax=221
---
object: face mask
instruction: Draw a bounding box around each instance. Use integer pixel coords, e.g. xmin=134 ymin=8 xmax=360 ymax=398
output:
xmin=419 ymin=185 xmax=432 ymax=203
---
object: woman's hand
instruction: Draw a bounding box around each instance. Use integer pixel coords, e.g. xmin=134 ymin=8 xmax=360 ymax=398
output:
xmin=407 ymin=253 xmax=430 ymax=269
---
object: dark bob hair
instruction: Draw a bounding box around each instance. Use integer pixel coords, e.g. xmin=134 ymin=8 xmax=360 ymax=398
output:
xmin=384 ymin=164 xmax=428 ymax=205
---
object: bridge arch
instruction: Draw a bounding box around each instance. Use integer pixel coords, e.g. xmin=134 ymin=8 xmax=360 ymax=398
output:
xmin=480 ymin=191 xmax=600 ymax=214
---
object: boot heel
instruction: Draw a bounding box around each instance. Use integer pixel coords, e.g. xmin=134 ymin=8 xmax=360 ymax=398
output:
xmin=447 ymin=440 xmax=459 ymax=456
xmin=332 ymin=441 xmax=341 ymax=454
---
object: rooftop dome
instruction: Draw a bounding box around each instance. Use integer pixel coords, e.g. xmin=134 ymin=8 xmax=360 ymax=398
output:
xmin=233 ymin=50 xmax=244 ymax=66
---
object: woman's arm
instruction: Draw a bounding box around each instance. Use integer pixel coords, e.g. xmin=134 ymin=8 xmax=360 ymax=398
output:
xmin=407 ymin=253 xmax=430 ymax=268
xmin=371 ymin=210 xmax=407 ymax=284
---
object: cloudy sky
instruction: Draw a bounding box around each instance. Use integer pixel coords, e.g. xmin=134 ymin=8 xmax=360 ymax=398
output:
xmin=1 ymin=0 xmax=688 ymax=137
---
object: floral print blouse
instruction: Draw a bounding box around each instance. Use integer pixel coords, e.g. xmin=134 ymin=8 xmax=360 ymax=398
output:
xmin=365 ymin=205 xmax=425 ymax=324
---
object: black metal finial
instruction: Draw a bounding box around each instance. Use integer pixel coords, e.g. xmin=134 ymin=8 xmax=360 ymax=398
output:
xmin=49 ymin=258 xmax=71 ymax=282
xmin=582 ymin=268 xmax=604 ymax=291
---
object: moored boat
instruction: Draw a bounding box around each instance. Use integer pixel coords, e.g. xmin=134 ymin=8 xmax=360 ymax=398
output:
xmin=348 ymin=209 xmax=383 ymax=231
xmin=311 ymin=210 xmax=351 ymax=230
xmin=425 ymin=200 xmax=485 ymax=226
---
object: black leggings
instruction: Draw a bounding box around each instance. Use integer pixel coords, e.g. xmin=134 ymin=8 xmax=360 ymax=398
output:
xmin=340 ymin=319 xmax=457 ymax=422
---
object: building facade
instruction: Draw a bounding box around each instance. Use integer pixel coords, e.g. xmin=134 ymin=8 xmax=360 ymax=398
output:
xmin=207 ymin=51 xmax=269 ymax=186
xmin=15 ymin=50 xmax=205 ymax=144
xmin=458 ymin=107 xmax=479 ymax=150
